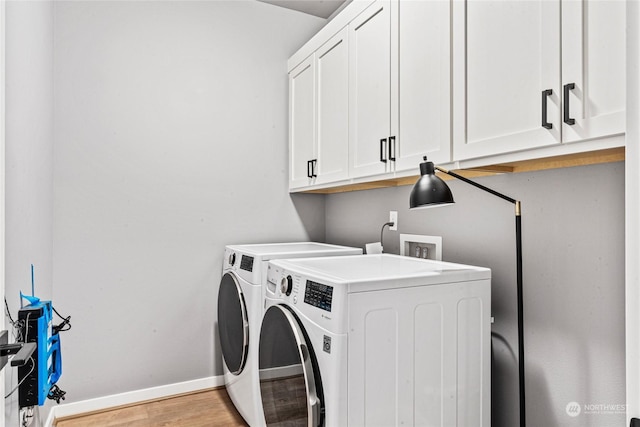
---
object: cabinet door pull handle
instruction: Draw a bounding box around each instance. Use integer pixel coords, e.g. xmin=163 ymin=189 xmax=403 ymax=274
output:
xmin=380 ymin=138 xmax=387 ymax=163
xmin=541 ymin=89 xmax=553 ymax=129
xmin=312 ymin=159 xmax=318 ymax=178
xmin=389 ymin=136 xmax=396 ymax=161
xmin=563 ymin=83 xmax=576 ymax=125
xmin=307 ymin=160 xmax=313 ymax=178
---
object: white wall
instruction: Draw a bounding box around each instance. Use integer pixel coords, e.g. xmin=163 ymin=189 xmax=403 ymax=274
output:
xmin=325 ymin=162 xmax=626 ymax=427
xmin=4 ymin=0 xmax=54 ymax=424
xmin=53 ymin=1 xmax=325 ymax=401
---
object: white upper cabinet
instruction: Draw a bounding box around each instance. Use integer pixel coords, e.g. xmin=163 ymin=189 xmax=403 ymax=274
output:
xmin=289 ymin=30 xmax=350 ymax=190
xmin=453 ymin=0 xmax=561 ymax=160
xmin=348 ymin=0 xmax=393 ymax=179
xmin=289 ymin=56 xmax=316 ymax=189
xmin=561 ymin=0 xmax=625 ymax=143
xmin=453 ymin=0 xmax=625 ymax=161
xmin=394 ymin=0 xmax=451 ymax=172
xmin=316 ymin=28 xmax=350 ymax=185
xmin=349 ymin=0 xmax=451 ymax=178
xmin=288 ymin=0 xmax=452 ymax=190
xmin=288 ymin=0 xmax=624 ymax=192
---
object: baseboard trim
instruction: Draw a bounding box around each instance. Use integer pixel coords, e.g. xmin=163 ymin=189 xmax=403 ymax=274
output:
xmin=45 ymin=375 xmax=224 ymax=426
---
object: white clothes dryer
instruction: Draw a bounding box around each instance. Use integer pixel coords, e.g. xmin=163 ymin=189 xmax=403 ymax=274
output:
xmin=260 ymin=254 xmax=491 ymax=427
xmin=217 ymin=243 xmax=362 ymax=426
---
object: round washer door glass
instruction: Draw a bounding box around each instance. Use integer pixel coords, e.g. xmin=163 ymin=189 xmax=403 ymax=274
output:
xmin=259 ymin=305 xmax=323 ymax=426
xmin=217 ymin=272 xmax=249 ymax=375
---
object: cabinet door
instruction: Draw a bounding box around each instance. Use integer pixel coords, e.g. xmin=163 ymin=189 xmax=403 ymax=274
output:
xmin=561 ymin=0 xmax=625 ymax=143
xmin=453 ymin=0 xmax=561 ymax=161
xmin=349 ymin=0 xmax=392 ymax=178
xmin=289 ymin=57 xmax=316 ymax=189
xmin=316 ymin=28 xmax=350 ymax=185
xmin=394 ymin=0 xmax=451 ymax=172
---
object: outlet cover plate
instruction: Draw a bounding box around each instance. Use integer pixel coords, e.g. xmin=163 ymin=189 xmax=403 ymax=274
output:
xmin=389 ymin=211 xmax=398 ymax=231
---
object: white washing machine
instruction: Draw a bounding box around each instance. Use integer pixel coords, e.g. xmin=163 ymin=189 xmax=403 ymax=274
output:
xmin=260 ymin=254 xmax=491 ymax=427
xmin=217 ymin=242 xmax=362 ymax=426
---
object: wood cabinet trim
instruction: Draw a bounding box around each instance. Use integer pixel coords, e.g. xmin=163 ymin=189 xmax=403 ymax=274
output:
xmin=299 ymin=147 xmax=625 ymax=194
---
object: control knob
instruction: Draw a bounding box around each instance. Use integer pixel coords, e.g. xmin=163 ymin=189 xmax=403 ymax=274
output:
xmin=229 ymin=253 xmax=236 ymax=266
xmin=280 ymin=275 xmax=293 ymax=296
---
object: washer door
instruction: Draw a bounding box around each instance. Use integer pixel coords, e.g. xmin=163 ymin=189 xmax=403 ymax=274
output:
xmin=217 ymin=272 xmax=249 ymax=375
xmin=259 ymin=305 xmax=323 ymax=427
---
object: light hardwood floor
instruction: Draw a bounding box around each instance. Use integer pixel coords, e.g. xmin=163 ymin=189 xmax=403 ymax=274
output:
xmin=55 ymin=388 xmax=248 ymax=427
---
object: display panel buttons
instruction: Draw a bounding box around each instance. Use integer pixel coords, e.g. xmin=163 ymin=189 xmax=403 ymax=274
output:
xmin=304 ymin=280 xmax=333 ymax=312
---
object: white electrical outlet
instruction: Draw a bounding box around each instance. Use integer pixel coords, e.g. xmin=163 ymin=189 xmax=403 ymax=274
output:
xmin=389 ymin=211 xmax=398 ymax=231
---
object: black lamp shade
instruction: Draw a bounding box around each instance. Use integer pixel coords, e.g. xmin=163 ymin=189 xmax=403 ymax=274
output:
xmin=409 ymin=158 xmax=455 ymax=209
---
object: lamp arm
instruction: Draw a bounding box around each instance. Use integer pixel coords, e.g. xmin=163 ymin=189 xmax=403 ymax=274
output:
xmin=435 ymin=166 xmax=517 ymax=205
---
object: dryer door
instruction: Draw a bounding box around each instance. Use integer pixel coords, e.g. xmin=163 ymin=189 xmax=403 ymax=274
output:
xmin=217 ymin=272 xmax=249 ymax=375
xmin=259 ymin=305 xmax=323 ymax=427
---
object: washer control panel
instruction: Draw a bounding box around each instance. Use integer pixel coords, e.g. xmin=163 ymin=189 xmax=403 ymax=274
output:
xmin=304 ymin=280 xmax=333 ymax=312
xmin=266 ymin=261 xmax=348 ymax=334
xmin=240 ymin=255 xmax=254 ymax=272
